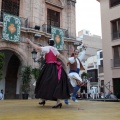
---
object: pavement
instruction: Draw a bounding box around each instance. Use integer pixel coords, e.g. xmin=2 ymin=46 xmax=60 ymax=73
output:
xmin=0 ymin=99 xmax=120 ymax=120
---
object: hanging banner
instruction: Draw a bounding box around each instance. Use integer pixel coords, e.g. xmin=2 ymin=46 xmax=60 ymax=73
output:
xmin=2 ymin=13 xmax=21 ymax=42
xmin=51 ymin=26 xmax=64 ymax=50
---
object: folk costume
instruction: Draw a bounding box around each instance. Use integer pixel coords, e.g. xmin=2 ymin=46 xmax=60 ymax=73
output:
xmin=64 ymin=49 xmax=86 ymax=104
xmin=34 ymin=39 xmax=73 ymax=104
xmin=68 ymin=50 xmax=85 ymax=87
xmin=26 ymin=38 xmax=73 ymax=108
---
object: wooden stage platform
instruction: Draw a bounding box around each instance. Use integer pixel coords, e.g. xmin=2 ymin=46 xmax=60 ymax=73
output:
xmin=0 ymin=99 xmax=120 ymax=120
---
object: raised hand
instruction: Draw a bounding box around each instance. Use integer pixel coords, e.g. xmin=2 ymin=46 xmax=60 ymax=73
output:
xmin=26 ymin=38 xmax=30 ymax=44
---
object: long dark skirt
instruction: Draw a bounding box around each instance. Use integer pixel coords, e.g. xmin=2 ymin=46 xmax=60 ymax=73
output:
xmin=35 ymin=63 xmax=73 ymax=101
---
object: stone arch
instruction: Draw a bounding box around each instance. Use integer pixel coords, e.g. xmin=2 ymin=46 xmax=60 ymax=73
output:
xmin=0 ymin=43 xmax=29 ymax=99
xmin=0 ymin=45 xmax=28 ymax=66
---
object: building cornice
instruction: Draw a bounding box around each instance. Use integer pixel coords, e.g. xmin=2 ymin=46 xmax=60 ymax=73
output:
xmin=45 ymin=0 xmax=64 ymax=9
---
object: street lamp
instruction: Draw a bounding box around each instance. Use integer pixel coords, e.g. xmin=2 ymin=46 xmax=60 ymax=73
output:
xmin=31 ymin=49 xmax=37 ymax=62
xmin=31 ymin=49 xmax=45 ymax=67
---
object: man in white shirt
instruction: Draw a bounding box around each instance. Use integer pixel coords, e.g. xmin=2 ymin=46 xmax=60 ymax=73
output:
xmin=64 ymin=46 xmax=86 ymax=104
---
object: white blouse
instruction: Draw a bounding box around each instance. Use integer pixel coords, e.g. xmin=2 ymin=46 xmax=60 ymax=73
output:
xmin=40 ymin=46 xmax=60 ymax=56
xmin=68 ymin=50 xmax=86 ymax=68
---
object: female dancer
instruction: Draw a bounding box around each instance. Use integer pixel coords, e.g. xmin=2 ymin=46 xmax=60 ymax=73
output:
xmin=26 ymin=38 xmax=73 ymax=108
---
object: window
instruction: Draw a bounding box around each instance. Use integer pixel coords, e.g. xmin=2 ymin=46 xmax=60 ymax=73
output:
xmin=100 ymin=52 xmax=103 ymax=58
xmin=87 ymin=69 xmax=98 ymax=82
xmin=85 ymin=31 xmax=89 ymax=35
xmin=99 ymin=60 xmax=104 ymax=73
xmin=1 ymin=0 xmax=20 ymax=16
xmin=110 ymin=0 xmax=120 ymax=7
xmin=47 ymin=9 xmax=60 ymax=27
xmin=47 ymin=9 xmax=60 ymax=33
xmin=113 ymin=46 xmax=120 ymax=58
xmin=100 ymin=80 xmax=104 ymax=93
xmin=113 ymin=46 xmax=120 ymax=67
xmin=111 ymin=18 xmax=120 ymax=40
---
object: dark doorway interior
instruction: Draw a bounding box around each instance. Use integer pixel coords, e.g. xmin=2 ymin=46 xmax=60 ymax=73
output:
xmin=113 ymin=78 xmax=120 ymax=99
xmin=5 ymin=54 xmax=20 ymax=99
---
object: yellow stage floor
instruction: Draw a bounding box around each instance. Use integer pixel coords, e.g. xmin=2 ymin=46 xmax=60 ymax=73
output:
xmin=0 ymin=100 xmax=120 ymax=120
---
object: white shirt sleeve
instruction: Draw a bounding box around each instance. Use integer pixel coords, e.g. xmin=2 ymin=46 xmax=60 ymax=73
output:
xmin=56 ymin=51 xmax=60 ymax=56
xmin=78 ymin=50 xmax=86 ymax=61
xmin=41 ymin=46 xmax=50 ymax=54
xmin=54 ymin=47 xmax=60 ymax=56
xmin=68 ymin=57 xmax=75 ymax=64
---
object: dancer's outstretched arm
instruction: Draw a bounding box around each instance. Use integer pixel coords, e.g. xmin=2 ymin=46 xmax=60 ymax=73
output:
xmin=26 ymin=38 xmax=42 ymax=52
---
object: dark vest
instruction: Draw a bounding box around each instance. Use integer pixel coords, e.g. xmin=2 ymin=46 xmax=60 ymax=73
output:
xmin=69 ymin=58 xmax=85 ymax=71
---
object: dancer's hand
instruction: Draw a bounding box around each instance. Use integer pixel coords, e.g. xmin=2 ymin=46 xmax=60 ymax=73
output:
xmin=76 ymin=80 xmax=82 ymax=86
xmin=83 ymin=44 xmax=88 ymax=49
xmin=26 ymin=38 xmax=30 ymax=44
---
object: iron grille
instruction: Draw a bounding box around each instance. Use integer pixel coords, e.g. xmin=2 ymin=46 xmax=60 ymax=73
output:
xmin=1 ymin=0 xmax=20 ymax=16
xmin=47 ymin=9 xmax=60 ymax=28
xmin=42 ymin=24 xmax=69 ymax=38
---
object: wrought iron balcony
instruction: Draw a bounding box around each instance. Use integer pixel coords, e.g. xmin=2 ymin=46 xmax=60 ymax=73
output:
xmin=112 ymin=32 xmax=120 ymax=40
xmin=0 ymin=11 xmax=28 ymax=28
xmin=42 ymin=24 xmax=69 ymax=38
xmin=111 ymin=58 xmax=120 ymax=68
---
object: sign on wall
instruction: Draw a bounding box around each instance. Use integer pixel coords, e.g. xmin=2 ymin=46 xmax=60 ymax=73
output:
xmin=51 ymin=26 xmax=64 ymax=50
xmin=2 ymin=13 xmax=21 ymax=42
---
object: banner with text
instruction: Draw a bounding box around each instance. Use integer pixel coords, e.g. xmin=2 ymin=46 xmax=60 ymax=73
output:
xmin=51 ymin=26 xmax=64 ymax=50
xmin=2 ymin=13 xmax=21 ymax=42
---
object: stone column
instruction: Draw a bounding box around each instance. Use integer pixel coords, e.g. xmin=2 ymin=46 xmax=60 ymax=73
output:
xmin=67 ymin=0 xmax=76 ymax=38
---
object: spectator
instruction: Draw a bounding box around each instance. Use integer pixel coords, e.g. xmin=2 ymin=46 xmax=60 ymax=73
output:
xmin=0 ymin=89 xmax=3 ymax=100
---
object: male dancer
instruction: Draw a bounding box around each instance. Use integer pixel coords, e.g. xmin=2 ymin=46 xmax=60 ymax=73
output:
xmin=64 ymin=45 xmax=86 ymax=104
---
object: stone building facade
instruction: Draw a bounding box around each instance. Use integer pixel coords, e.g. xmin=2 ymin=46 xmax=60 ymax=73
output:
xmin=97 ymin=0 xmax=120 ymax=98
xmin=0 ymin=0 xmax=79 ymax=99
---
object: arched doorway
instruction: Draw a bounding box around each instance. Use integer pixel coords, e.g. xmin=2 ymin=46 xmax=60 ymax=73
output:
xmin=5 ymin=54 xmax=20 ymax=99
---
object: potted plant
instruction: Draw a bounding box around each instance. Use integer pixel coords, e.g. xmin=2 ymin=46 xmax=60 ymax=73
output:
xmin=21 ymin=66 xmax=32 ymax=99
xmin=31 ymin=68 xmax=40 ymax=87
xmin=81 ymin=72 xmax=88 ymax=80
xmin=31 ymin=68 xmax=40 ymax=81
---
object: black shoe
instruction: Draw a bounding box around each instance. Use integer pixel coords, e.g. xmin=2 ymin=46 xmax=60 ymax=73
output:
xmin=52 ymin=103 xmax=62 ymax=108
xmin=39 ymin=101 xmax=45 ymax=106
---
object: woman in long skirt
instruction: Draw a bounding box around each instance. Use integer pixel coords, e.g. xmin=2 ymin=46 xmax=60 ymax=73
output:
xmin=26 ymin=38 xmax=73 ymax=108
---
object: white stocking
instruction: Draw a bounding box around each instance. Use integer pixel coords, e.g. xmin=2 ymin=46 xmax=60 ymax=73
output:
xmin=56 ymin=99 xmax=61 ymax=105
xmin=40 ymin=99 xmax=45 ymax=102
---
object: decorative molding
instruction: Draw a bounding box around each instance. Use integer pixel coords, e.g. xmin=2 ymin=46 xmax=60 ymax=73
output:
xmin=67 ymin=0 xmax=76 ymax=6
xmin=45 ymin=0 xmax=64 ymax=8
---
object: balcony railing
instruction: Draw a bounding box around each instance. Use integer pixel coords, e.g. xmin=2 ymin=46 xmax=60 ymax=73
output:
xmin=0 ymin=11 xmax=28 ymax=28
xmin=112 ymin=32 xmax=120 ymax=40
xmin=0 ymin=11 xmax=71 ymax=37
xmin=42 ymin=24 xmax=69 ymax=38
xmin=111 ymin=58 xmax=120 ymax=68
